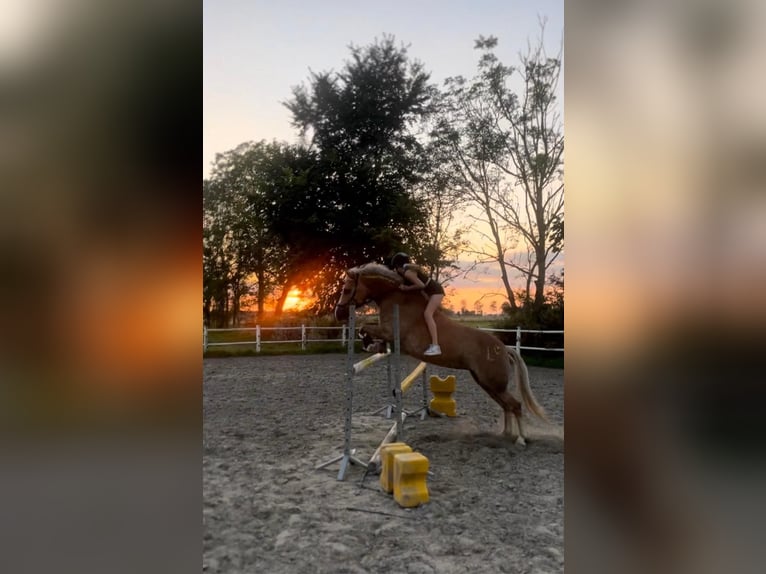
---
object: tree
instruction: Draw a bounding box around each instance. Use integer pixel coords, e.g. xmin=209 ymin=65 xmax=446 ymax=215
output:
xmin=413 ymin=134 xmax=472 ymax=286
xmin=284 ymin=35 xmax=436 ymax=296
xmin=432 ymin=52 xmax=522 ymax=310
xmin=204 ymin=37 xmax=471 ymax=318
xmin=203 ymin=180 xmax=231 ymax=326
xmin=249 ymin=142 xmax=330 ymax=315
xmin=435 ymin=26 xmax=564 ymax=316
xmin=203 ymin=176 xmax=252 ymax=327
xmin=203 ymin=141 xmax=288 ymax=324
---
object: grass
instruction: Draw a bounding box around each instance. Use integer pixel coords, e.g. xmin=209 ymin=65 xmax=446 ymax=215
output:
xmin=204 ymin=321 xmax=562 ymax=367
xmin=522 ymin=355 xmax=564 ymax=369
xmin=204 ymin=341 xmax=352 ymax=358
xmin=204 ymin=341 xmax=563 ymax=369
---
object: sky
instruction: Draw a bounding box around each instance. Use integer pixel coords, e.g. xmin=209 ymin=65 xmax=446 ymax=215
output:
xmin=204 ymin=0 xmax=564 ymax=311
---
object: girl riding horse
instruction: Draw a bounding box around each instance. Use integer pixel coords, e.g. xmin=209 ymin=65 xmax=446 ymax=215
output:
xmin=390 ymin=252 xmax=445 ymax=356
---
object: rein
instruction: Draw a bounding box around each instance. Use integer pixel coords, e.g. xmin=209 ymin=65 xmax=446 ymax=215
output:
xmin=347 ymin=274 xmax=358 ymax=304
xmin=354 ymin=274 xmax=374 ymax=306
xmin=340 ymin=267 xmax=401 ymax=310
xmin=341 ymin=274 xmax=370 ymax=308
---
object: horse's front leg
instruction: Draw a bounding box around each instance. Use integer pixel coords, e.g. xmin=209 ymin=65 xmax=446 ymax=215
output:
xmin=358 ymin=324 xmax=392 ymax=353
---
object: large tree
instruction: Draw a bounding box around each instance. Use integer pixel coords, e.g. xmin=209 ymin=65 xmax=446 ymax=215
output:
xmin=435 ymin=29 xmax=564 ymax=314
xmin=413 ymin=135 xmax=472 ymax=287
xmin=284 ymin=36 xmax=435 ymax=281
xmin=203 ymin=176 xmax=252 ymax=327
xmin=203 ymin=141 xmax=288 ymax=324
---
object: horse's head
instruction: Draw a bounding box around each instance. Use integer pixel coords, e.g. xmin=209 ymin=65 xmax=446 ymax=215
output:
xmin=334 ymin=270 xmax=364 ymax=321
xmin=334 ymin=263 xmax=402 ymax=321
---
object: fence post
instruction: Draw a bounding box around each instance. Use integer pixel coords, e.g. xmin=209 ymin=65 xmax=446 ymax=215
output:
xmin=256 ymin=324 xmax=261 ymax=353
xmin=301 ymin=324 xmax=307 ymax=351
xmin=203 ymin=325 xmax=207 ymax=353
xmin=341 ymin=324 xmax=347 ymax=348
xmin=516 ymin=326 xmax=521 ymax=353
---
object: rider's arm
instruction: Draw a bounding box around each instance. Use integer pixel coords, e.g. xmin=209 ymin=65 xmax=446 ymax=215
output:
xmin=399 ymin=269 xmax=425 ymax=291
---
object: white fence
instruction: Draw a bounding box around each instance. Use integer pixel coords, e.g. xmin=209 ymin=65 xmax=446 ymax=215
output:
xmin=479 ymin=327 xmax=564 ymax=353
xmin=203 ymin=325 xmax=349 ymax=353
xmin=203 ymin=324 xmax=563 ymax=354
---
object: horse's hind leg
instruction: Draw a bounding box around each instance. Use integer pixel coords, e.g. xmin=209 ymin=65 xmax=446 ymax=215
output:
xmin=469 ymin=370 xmax=526 ymax=445
xmin=514 ymin=412 xmax=526 ymax=447
xmin=493 ymin=389 xmax=526 ymax=446
xmin=503 ymin=392 xmax=527 ymax=446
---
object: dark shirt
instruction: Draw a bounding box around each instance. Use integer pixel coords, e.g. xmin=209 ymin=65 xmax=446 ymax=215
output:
xmin=402 ymin=264 xmax=445 ymax=296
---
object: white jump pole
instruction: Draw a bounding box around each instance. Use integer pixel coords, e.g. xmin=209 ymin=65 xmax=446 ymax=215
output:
xmin=378 ymin=304 xmax=428 ymax=421
xmin=366 ymin=412 xmax=406 ymax=473
xmin=315 ymin=304 xmax=368 ymax=480
xmin=400 ymin=362 xmax=426 ymax=393
xmin=365 ymin=359 xmax=427 ymax=473
xmin=393 ymin=305 xmax=403 ymax=440
xmin=318 ymin=303 xmax=430 ymax=481
xmin=365 ymin=306 xmax=429 ymax=473
xmin=353 ymin=352 xmax=390 ymax=374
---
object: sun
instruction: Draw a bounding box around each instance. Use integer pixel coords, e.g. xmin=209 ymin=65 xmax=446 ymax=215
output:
xmin=283 ymin=289 xmax=309 ymax=311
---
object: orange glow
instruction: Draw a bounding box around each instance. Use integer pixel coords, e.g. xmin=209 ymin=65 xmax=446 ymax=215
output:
xmin=282 ymin=289 xmax=314 ymax=311
xmin=59 ymin=242 xmax=201 ymax=397
xmin=247 ymin=282 xmax=525 ymax=316
xmin=277 ymin=286 xmax=514 ymax=315
xmin=443 ymin=286 xmax=509 ymax=314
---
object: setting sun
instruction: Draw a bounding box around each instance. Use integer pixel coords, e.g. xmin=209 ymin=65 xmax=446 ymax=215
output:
xmin=282 ymin=289 xmax=312 ymax=311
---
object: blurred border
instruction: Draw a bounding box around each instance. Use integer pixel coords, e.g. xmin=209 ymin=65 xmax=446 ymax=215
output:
xmin=0 ymin=2 xmax=201 ymax=573
xmin=5 ymin=0 xmax=765 ymax=572
xmin=566 ymin=0 xmax=766 ymax=573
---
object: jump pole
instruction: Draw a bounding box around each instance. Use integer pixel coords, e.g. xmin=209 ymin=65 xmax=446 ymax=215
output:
xmin=374 ymin=305 xmax=429 ymax=421
xmin=367 ymin=349 xmax=394 ymax=416
xmin=366 ymin=412 xmax=406 ymax=473
xmin=400 ymin=362 xmax=426 ymax=393
xmin=365 ymin=363 xmax=427 ymax=473
xmin=366 ymin=305 xmax=430 ymax=474
xmin=393 ymin=304 xmax=403 ymax=439
xmin=315 ymin=304 xmax=368 ymax=480
xmin=317 ymin=303 xmax=430 ymax=481
xmin=353 ymin=351 xmax=390 ymax=374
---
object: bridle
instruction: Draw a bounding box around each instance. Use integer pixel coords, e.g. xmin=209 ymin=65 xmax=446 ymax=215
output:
xmin=338 ymin=273 xmax=372 ymax=310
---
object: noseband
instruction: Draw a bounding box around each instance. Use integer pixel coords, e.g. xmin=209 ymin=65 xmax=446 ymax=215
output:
xmin=339 ymin=273 xmax=372 ymax=309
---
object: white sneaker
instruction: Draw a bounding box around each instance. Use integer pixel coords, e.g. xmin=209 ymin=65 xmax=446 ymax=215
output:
xmin=423 ymin=344 xmax=442 ymax=356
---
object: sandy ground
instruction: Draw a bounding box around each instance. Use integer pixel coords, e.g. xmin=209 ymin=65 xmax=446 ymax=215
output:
xmin=204 ymin=354 xmax=563 ymax=574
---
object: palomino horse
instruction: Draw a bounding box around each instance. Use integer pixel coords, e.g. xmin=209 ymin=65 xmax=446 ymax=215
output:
xmin=334 ymin=263 xmax=548 ymax=444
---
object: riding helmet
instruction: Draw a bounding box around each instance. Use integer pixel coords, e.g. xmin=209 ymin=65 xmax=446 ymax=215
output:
xmin=391 ymin=252 xmax=410 ymax=269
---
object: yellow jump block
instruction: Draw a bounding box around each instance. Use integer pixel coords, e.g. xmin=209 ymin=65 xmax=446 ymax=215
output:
xmin=393 ymin=452 xmax=430 ymax=508
xmin=379 ymin=442 xmax=412 ymax=494
xmin=429 ymin=375 xmax=457 ymax=417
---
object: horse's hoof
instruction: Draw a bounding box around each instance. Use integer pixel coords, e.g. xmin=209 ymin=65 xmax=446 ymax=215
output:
xmin=514 ymin=436 xmax=527 ymax=447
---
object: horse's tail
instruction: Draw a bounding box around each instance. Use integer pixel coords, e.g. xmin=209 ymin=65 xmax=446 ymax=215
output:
xmin=506 ymin=347 xmax=549 ymax=422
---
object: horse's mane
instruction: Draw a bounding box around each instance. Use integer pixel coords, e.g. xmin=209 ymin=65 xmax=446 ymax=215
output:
xmin=349 ymin=263 xmax=402 ymax=284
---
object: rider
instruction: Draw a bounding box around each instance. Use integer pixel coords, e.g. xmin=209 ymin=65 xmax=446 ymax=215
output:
xmin=390 ymin=252 xmax=445 ymax=356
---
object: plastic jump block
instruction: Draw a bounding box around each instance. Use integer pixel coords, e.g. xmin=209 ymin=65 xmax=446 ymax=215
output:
xmin=429 ymin=375 xmax=457 ymax=417
xmin=379 ymin=442 xmax=412 ymax=494
xmin=393 ymin=452 xmax=430 ymax=508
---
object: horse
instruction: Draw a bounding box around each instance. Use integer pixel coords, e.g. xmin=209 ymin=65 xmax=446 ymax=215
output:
xmin=334 ymin=263 xmax=548 ymax=445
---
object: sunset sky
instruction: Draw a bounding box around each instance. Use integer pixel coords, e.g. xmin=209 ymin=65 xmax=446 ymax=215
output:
xmin=277 ymin=254 xmax=564 ymax=315
xmin=204 ymin=0 xmax=564 ymax=309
